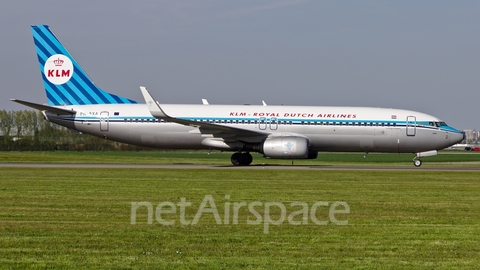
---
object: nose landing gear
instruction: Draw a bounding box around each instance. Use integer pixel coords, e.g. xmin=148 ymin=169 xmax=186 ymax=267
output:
xmin=413 ymin=158 xmax=422 ymax=167
xmin=231 ymin=152 xmax=253 ymax=166
xmin=413 ymin=150 xmax=437 ymax=167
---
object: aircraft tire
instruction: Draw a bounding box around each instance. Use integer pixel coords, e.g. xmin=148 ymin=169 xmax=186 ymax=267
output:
xmin=231 ymin=152 xmax=253 ymax=166
xmin=231 ymin=153 xmax=242 ymax=166
xmin=241 ymin=153 xmax=253 ymax=166
xmin=413 ymin=159 xmax=422 ymax=167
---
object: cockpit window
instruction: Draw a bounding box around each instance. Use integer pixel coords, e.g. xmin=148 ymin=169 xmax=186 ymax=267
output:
xmin=432 ymin=122 xmax=448 ymax=127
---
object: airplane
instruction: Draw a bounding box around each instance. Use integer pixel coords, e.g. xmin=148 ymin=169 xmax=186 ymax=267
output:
xmin=12 ymin=25 xmax=465 ymax=167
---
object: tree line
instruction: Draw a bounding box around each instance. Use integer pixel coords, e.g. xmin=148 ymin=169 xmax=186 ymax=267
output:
xmin=0 ymin=110 xmax=144 ymax=151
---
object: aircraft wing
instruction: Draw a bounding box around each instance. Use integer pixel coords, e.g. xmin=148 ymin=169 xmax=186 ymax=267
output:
xmin=11 ymin=99 xmax=76 ymax=115
xmin=140 ymin=87 xmax=268 ymax=138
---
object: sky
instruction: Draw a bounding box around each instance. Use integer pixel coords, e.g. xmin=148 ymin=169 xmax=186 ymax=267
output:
xmin=1 ymin=0 xmax=479 ymax=130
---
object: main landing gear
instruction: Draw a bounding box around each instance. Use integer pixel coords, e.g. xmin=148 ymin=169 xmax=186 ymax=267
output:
xmin=231 ymin=152 xmax=253 ymax=166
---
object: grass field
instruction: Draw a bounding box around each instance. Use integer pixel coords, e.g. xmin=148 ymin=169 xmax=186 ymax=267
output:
xmin=1 ymin=160 xmax=480 ymax=268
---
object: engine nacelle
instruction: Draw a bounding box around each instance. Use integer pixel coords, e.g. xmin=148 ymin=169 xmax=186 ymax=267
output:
xmin=262 ymin=136 xmax=309 ymax=159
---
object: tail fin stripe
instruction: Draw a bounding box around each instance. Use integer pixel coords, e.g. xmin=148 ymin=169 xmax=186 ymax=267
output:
xmin=34 ymin=31 xmax=109 ymax=104
xmin=36 ymin=51 xmax=90 ymax=105
xmin=36 ymin=45 xmax=107 ymax=105
xmin=33 ymin=29 xmax=65 ymax=58
xmin=68 ymin=79 xmax=102 ymax=104
xmin=54 ymin=83 xmax=87 ymax=105
xmin=33 ymin=36 xmax=92 ymax=105
xmin=33 ymin=38 xmax=54 ymax=62
xmin=45 ymin=80 xmax=78 ymax=105
xmin=35 ymin=61 xmax=77 ymax=105
xmin=41 ymin=29 xmax=119 ymax=104
xmin=34 ymin=27 xmax=110 ymax=104
xmin=32 ymin=25 xmax=139 ymax=105
xmin=70 ymin=75 xmax=113 ymax=103
xmin=44 ymin=84 xmax=63 ymax=105
xmin=40 ymin=67 xmax=88 ymax=105
xmin=45 ymin=90 xmax=57 ymax=105
xmin=66 ymin=82 xmax=94 ymax=104
xmin=32 ymin=45 xmax=68 ymax=105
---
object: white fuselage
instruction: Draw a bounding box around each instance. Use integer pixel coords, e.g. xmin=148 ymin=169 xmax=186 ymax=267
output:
xmin=46 ymin=103 xmax=464 ymax=153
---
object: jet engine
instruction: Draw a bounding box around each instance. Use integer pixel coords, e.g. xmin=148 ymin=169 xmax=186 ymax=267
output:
xmin=262 ymin=136 xmax=310 ymax=159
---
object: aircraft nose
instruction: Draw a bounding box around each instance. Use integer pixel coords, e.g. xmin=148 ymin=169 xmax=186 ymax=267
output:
xmin=453 ymin=131 xmax=466 ymax=144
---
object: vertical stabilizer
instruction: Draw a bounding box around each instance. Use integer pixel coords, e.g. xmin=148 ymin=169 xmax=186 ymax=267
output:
xmin=31 ymin=25 xmax=138 ymax=106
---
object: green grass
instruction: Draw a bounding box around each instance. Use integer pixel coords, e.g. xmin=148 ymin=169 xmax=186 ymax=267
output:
xmin=1 ymin=150 xmax=480 ymax=166
xmin=1 ymin=168 xmax=479 ymax=269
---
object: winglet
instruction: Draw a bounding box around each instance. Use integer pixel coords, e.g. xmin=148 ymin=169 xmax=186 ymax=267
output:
xmin=139 ymin=86 xmax=169 ymax=118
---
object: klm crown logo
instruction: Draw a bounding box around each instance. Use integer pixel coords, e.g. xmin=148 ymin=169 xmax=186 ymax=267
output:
xmin=53 ymin=58 xmax=64 ymax=66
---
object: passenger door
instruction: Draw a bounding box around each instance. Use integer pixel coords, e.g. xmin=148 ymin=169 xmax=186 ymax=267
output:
xmin=406 ymin=116 xmax=416 ymax=136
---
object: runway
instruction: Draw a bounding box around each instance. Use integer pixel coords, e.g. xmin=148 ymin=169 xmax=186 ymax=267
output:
xmin=1 ymin=163 xmax=480 ymax=171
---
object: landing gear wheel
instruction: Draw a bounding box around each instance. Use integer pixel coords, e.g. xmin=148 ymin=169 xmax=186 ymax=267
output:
xmin=230 ymin=152 xmax=253 ymax=166
xmin=413 ymin=159 xmax=422 ymax=167
xmin=231 ymin=153 xmax=242 ymax=166
xmin=241 ymin=153 xmax=253 ymax=166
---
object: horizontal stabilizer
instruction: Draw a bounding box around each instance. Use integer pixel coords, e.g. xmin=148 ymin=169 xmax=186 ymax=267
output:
xmin=11 ymin=99 xmax=76 ymax=115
